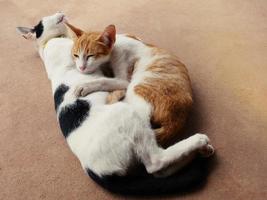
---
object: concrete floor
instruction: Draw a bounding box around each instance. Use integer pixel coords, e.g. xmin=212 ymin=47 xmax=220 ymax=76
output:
xmin=0 ymin=0 xmax=266 ymax=199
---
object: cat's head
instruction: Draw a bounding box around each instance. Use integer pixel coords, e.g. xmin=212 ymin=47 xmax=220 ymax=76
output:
xmin=66 ymin=23 xmax=116 ymax=74
xmin=16 ymin=12 xmax=67 ymax=45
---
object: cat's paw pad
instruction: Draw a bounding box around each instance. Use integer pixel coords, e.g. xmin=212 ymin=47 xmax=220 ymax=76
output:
xmin=199 ymin=144 xmax=215 ymax=157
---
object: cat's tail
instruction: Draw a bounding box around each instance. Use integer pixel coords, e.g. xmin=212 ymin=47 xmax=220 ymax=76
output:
xmin=86 ymin=156 xmax=211 ymax=196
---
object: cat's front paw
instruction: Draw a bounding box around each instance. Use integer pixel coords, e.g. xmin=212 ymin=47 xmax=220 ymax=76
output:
xmin=74 ymin=84 xmax=92 ymax=97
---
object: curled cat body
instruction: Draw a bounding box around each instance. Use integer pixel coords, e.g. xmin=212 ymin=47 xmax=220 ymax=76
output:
xmin=67 ymin=23 xmax=193 ymax=146
xmin=17 ymin=13 xmax=214 ymax=195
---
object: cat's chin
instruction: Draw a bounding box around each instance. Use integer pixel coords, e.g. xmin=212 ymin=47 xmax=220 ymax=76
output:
xmin=79 ymin=68 xmax=96 ymax=74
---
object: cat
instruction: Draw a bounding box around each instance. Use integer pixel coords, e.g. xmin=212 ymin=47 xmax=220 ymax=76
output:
xmin=16 ymin=12 xmax=214 ymax=195
xmin=66 ymin=23 xmax=194 ymax=146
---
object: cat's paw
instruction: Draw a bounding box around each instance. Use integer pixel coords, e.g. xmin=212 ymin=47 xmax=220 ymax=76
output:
xmin=106 ymin=90 xmax=126 ymax=104
xmin=199 ymin=144 xmax=215 ymax=157
xmin=74 ymin=84 xmax=92 ymax=97
xmin=192 ymin=133 xmax=215 ymax=157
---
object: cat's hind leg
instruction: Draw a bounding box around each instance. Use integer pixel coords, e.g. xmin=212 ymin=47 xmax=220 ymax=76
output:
xmin=153 ymin=141 xmax=214 ymax=177
xmin=106 ymin=89 xmax=126 ymax=104
xmin=136 ymin=131 xmax=214 ymax=177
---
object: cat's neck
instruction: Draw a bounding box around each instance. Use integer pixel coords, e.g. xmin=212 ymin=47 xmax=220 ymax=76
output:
xmin=39 ymin=35 xmax=65 ymax=47
xmin=38 ymin=34 xmax=68 ymax=60
xmin=40 ymin=37 xmax=74 ymax=80
xmin=107 ymin=34 xmax=147 ymax=74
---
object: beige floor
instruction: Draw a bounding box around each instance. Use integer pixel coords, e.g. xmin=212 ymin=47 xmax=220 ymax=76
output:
xmin=0 ymin=0 xmax=267 ymax=199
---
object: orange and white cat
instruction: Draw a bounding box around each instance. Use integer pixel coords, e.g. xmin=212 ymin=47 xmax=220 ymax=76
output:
xmin=67 ymin=23 xmax=193 ymax=146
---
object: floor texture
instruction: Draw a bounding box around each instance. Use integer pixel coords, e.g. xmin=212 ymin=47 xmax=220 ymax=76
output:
xmin=0 ymin=0 xmax=266 ymax=199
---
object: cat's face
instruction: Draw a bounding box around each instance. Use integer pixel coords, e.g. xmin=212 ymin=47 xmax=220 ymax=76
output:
xmin=16 ymin=12 xmax=67 ymax=42
xmin=72 ymin=33 xmax=111 ymax=73
xmin=67 ymin=24 xmax=116 ymax=74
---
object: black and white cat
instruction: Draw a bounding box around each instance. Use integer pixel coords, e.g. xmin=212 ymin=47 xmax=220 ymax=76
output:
xmin=16 ymin=12 xmax=214 ymax=195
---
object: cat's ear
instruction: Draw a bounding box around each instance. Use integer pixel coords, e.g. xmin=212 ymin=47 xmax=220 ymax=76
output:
xmin=64 ymin=22 xmax=83 ymax=39
xmin=98 ymin=25 xmax=116 ymax=48
xmin=16 ymin=27 xmax=36 ymax=40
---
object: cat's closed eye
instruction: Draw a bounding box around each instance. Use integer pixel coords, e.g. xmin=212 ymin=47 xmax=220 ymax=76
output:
xmin=73 ymin=54 xmax=79 ymax=58
xmin=86 ymin=55 xmax=94 ymax=60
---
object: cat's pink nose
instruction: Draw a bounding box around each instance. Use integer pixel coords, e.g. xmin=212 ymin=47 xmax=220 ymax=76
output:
xmin=79 ymin=66 xmax=86 ymax=71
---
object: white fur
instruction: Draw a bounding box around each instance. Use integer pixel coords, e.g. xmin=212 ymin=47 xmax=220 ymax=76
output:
xmin=18 ymin=13 xmax=214 ymax=178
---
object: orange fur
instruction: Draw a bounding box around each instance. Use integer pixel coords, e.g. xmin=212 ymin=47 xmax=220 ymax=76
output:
xmin=72 ymin=32 xmax=111 ymax=59
xmin=65 ymin=22 xmax=114 ymax=59
xmin=106 ymin=90 xmax=126 ymax=104
xmin=134 ymin=48 xmax=193 ymax=146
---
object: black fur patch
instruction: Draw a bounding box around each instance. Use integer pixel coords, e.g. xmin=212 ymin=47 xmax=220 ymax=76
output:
xmin=33 ymin=20 xmax=44 ymax=38
xmin=58 ymin=100 xmax=90 ymax=138
xmin=86 ymin=156 xmax=212 ymax=196
xmin=53 ymin=84 xmax=69 ymax=112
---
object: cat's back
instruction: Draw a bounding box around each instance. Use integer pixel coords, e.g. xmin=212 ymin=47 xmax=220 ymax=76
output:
xmin=117 ymin=34 xmax=193 ymax=145
xmin=115 ymin=34 xmax=149 ymax=52
xmin=115 ymin=34 xmax=186 ymax=70
xmin=116 ymin=34 xmax=191 ymax=89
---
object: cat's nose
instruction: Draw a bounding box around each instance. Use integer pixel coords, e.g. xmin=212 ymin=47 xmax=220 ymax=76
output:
xmin=79 ymin=66 xmax=86 ymax=71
